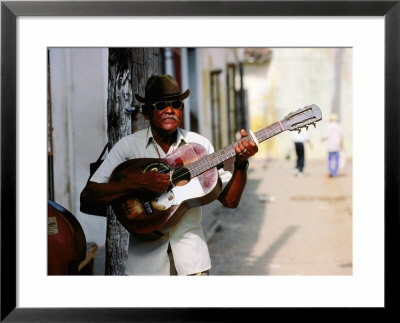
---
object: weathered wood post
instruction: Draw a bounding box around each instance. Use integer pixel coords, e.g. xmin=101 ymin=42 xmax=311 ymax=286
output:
xmin=105 ymin=48 xmax=160 ymax=275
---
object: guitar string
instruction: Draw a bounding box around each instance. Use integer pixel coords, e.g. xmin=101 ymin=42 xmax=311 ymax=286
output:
xmin=149 ymin=114 xmax=312 ymax=184
xmin=174 ymin=122 xmax=283 ymax=182
xmin=170 ymin=111 xmax=318 ymax=182
xmin=169 ymin=122 xmax=284 ymax=184
xmin=173 ymin=123 xmax=283 ymax=182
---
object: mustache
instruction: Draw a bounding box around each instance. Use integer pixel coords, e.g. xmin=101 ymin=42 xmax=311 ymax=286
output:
xmin=161 ymin=115 xmax=179 ymax=121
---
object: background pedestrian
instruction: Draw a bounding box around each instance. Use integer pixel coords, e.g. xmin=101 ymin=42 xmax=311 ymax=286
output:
xmin=292 ymin=130 xmax=312 ymax=177
xmin=322 ymin=113 xmax=343 ymax=177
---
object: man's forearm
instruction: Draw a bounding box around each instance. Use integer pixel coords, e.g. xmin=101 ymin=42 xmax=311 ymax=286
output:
xmin=80 ymin=181 xmax=132 ymax=214
xmin=80 ymin=169 xmax=171 ymax=214
xmin=218 ymin=167 xmax=248 ymax=208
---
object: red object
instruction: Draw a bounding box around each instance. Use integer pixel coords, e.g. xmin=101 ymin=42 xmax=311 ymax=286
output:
xmin=47 ymin=200 xmax=86 ymax=275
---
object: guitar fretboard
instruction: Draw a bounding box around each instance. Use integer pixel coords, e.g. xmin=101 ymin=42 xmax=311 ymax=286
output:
xmin=186 ymin=121 xmax=285 ymax=178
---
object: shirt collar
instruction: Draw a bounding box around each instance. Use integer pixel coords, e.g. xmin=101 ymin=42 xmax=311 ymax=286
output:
xmin=145 ymin=127 xmax=187 ymax=150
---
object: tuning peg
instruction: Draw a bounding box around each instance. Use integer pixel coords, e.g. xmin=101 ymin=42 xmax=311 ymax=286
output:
xmin=306 ymin=126 xmax=309 ymax=131
xmin=313 ymin=122 xmax=316 ymax=128
xmin=298 ymin=129 xmax=301 ymax=134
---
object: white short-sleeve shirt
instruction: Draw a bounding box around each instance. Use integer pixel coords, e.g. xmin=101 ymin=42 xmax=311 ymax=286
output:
xmin=90 ymin=127 xmax=232 ymax=275
xmin=323 ymin=122 xmax=343 ymax=152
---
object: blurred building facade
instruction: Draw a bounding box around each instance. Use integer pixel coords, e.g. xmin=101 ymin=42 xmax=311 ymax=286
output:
xmin=48 ymin=47 xmax=352 ymax=247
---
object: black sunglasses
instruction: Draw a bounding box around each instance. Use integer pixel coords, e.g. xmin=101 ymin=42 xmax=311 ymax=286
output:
xmin=151 ymin=100 xmax=183 ymax=111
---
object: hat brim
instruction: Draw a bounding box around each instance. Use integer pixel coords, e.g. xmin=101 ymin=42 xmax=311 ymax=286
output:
xmin=135 ymin=89 xmax=190 ymax=103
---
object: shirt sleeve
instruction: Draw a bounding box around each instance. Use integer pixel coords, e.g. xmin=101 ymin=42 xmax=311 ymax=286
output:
xmin=89 ymin=138 xmax=129 ymax=183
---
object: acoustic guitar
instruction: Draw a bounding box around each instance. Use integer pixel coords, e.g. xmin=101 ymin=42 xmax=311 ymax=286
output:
xmin=109 ymin=104 xmax=322 ymax=237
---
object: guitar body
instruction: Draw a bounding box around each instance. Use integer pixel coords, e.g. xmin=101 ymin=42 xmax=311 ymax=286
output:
xmin=109 ymin=143 xmax=222 ymax=235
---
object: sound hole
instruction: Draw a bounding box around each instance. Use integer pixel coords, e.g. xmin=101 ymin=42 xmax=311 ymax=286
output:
xmin=171 ymin=167 xmax=190 ymax=186
xmin=142 ymin=162 xmax=171 ymax=174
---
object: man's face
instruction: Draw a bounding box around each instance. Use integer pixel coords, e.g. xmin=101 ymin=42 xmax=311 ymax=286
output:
xmin=148 ymin=101 xmax=183 ymax=135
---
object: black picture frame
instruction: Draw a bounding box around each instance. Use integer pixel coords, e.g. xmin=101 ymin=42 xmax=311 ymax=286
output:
xmin=1 ymin=1 xmax=399 ymax=321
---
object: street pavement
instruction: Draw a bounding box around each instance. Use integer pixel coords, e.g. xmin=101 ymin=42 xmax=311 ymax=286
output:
xmin=206 ymin=158 xmax=353 ymax=276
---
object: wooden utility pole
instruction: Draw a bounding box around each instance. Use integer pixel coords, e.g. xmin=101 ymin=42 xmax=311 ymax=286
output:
xmin=105 ymin=48 xmax=160 ymax=275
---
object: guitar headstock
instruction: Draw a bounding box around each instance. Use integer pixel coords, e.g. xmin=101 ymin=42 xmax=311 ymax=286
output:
xmin=281 ymin=104 xmax=322 ymax=132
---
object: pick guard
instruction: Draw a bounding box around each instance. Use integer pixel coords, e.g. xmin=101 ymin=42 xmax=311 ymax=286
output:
xmin=153 ymin=177 xmax=206 ymax=211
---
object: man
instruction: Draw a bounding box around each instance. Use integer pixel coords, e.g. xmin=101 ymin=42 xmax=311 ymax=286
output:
xmin=291 ymin=129 xmax=312 ymax=177
xmin=322 ymin=113 xmax=343 ymax=177
xmin=80 ymin=74 xmax=258 ymax=275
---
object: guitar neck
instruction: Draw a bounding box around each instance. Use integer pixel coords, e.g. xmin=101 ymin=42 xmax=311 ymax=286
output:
xmin=187 ymin=121 xmax=285 ymax=178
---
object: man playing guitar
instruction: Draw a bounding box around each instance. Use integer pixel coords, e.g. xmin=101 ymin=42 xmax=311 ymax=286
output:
xmin=80 ymin=74 xmax=258 ymax=276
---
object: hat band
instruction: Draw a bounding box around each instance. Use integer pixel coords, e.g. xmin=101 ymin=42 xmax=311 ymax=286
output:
xmin=136 ymin=88 xmax=190 ymax=103
xmin=147 ymin=92 xmax=183 ymax=103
